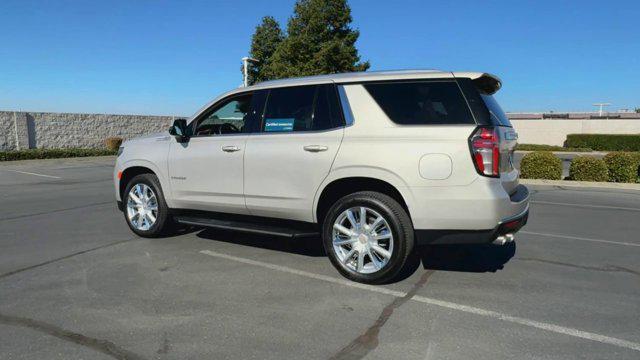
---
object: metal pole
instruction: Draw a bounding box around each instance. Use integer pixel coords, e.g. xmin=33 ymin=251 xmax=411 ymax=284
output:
xmin=593 ymin=103 xmax=611 ymax=117
xmin=242 ymin=58 xmax=248 ymax=87
xmin=241 ymin=57 xmax=259 ymax=87
xmin=13 ymin=111 xmax=20 ymax=151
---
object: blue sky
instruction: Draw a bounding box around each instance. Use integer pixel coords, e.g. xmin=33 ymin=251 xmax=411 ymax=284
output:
xmin=1 ymin=0 xmax=639 ymax=115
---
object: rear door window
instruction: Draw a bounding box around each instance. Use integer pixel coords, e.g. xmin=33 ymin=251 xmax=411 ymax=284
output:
xmin=263 ymin=86 xmax=315 ymax=132
xmin=363 ymin=81 xmax=475 ymax=125
xmin=262 ymin=85 xmax=341 ymax=132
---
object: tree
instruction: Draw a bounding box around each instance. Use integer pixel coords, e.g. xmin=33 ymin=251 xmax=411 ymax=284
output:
xmin=245 ymin=16 xmax=284 ymax=84
xmin=635 ymin=108 xmax=640 ymax=113
xmin=247 ymin=0 xmax=369 ymax=83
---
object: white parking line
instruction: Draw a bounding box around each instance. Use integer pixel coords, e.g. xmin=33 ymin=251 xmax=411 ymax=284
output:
xmin=199 ymin=249 xmax=640 ymax=352
xmin=3 ymin=169 xmax=61 ymax=179
xmin=521 ymin=231 xmax=640 ymax=248
xmin=531 ymin=200 xmax=640 ymax=212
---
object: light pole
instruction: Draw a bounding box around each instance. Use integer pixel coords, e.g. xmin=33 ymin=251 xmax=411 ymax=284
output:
xmin=242 ymin=57 xmax=259 ymax=87
xmin=592 ymin=103 xmax=611 ymax=117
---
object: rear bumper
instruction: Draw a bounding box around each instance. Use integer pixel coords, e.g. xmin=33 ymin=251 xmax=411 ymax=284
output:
xmin=414 ymin=184 xmax=530 ymax=245
xmin=405 ymin=176 xmax=531 ymax=231
xmin=415 ymin=207 xmax=528 ymax=245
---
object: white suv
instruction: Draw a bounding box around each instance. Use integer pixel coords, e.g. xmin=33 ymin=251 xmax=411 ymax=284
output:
xmin=114 ymin=70 xmax=529 ymax=284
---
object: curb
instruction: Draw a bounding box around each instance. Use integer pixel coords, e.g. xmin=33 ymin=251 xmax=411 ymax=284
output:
xmin=0 ymin=155 xmax=117 ymax=166
xmin=520 ymin=178 xmax=640 ymax=190
xmin=515 ymin=151 xmax=608 ymax=156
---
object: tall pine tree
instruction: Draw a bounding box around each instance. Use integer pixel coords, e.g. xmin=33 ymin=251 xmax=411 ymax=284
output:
xmin=246 ymin=16 xmax=284 ymax=84
xmin=247 ymin=0 xmax=369 ymax=83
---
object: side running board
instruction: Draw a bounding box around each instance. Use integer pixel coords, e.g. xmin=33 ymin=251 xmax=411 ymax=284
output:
xmin=174 ymin=215 xmax=319 ymax=238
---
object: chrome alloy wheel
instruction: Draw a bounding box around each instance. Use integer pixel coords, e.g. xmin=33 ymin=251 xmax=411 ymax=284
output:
xmin=126 ymin=183 xmax=158 ymax=231
xmin=332 ymin=206 xmax=394 ymax=274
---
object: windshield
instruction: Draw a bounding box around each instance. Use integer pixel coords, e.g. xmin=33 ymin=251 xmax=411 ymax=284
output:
xmin=481 ymin=94 xmax=512 ymax=127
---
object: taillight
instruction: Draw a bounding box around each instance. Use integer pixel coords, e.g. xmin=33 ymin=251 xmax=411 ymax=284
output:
xmin=470 ymin=127 xmax=500 ymax=177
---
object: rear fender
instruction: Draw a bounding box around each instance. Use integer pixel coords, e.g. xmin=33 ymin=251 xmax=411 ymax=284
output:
xmin=313 ymin=166 xmax=415 ymax=223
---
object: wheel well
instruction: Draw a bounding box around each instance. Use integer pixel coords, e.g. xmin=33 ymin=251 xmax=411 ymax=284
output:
xmin=119 ymin=166 xmax=155 ymax=199
xmin=316 ymin=177 xmax=410 ymax=225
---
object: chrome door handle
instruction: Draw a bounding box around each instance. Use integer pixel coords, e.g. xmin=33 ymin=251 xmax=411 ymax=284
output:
xmin=222 ymin=145 xmax=241 ymax=152
xmin=303 ymin=145 xmax=328 ymax=152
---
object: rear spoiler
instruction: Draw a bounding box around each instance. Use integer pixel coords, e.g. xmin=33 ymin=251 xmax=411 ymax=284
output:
xmin=452 ymin=72 xmax=502 ymax=95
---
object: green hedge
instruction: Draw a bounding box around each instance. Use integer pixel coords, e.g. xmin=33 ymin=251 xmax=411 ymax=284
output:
xmin=603 ymin=152 xmax=640 ymax=183
xmin=565 ymin=134 xmax=640 ymax=151
xmin=569 ymin=156 xmax=609 ymax=182
xmin=516 ymin=144 xmax=592 ymax=152
xmin=520 ymin=151 xmax=563 ymax=180
xmin=628 ymin=152 xmax=640 ymax=182
xmin=0 ymin=148 xmax=117 ymax=161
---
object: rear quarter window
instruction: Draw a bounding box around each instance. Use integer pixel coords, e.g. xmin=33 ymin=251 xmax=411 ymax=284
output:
xmin=363 ymin=81 xmax=475 ymax=125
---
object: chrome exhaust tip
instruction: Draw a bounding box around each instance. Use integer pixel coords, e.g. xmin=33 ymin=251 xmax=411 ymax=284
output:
xmin=492 ymin=233 xmax=515 ymax=245
xmin=492 ymin=236 xmax=507 ymax=245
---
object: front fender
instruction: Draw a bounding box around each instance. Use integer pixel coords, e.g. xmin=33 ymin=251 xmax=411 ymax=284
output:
xmin=116 ymin=158 xmax=174 ymax=207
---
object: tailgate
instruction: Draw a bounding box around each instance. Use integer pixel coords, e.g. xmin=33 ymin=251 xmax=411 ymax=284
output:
xmin=496 ymin=126 xmax=519 ymax=195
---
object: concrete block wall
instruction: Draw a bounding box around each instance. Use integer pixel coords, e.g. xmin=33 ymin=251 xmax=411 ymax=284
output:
xmin=1 ymin=110 xmax=640 ymax=150
xmin=0 ymin=112 xmax=16 ymax=151
xmin=511 ymin=119 xmax=640 ymax=146
xmin=0 ymin=111 xmax=184 ymax=150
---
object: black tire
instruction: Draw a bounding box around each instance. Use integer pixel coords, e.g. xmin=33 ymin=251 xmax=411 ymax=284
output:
xmin=122 ymin=173 xmax=175 ymax=237
xmin=322 ymin=191 xmax=415 ymax=284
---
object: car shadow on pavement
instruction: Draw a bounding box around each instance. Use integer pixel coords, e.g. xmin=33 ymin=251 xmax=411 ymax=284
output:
xmin=196 ymin=228 xmax=326 ymax=257
xmin=195 ymin=228 xmax=515 ymax=279
xmin=417 ymin=242 xmax=516 ymax=273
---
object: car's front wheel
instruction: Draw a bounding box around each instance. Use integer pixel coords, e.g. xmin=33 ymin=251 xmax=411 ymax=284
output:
xmin=123 ymin=173 xmax=173 ymax=237
xmin=322 ymin=191 xmax=415 ymax=284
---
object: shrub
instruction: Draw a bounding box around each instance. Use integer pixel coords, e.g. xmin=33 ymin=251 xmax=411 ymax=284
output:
xmin=603 ymin=152 xmax=638 ymax=183
xmin=630 ymin=152 xmax=640 ymax=182
xmin=519 ymin=151 xmax=563 ymax=180
xmin=565 ymin=134 xmax=640 ymax=151
xmin=0 ymin=148 xmax=117 ymax=161
xmin=569 ymin=156 xmax=608 ymax=182
xmin=104 ymin=137 xmax=124 ymax=151
xmin=516 ymin=144 xmax=592 ymax=152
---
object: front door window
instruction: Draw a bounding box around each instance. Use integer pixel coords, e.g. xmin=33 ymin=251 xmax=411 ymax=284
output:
xmin=193 ymin=94 xmax=252 ymax=136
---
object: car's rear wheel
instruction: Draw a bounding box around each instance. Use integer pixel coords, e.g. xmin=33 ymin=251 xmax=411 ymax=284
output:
xmin=322 ymin=191 xmax=414 ymax=284
xmin=123 ymin=173 xmax=173 ymax=237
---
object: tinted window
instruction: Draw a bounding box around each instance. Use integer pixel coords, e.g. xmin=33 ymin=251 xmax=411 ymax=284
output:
xmin=313 ymin=84 xmax=344 ymax=129
xmin=263 ymin=86 xmax=315 ymax=132
xmin=244 ymin=90 xmax=268 ymax=133
xmin=456 ymin=77 xmax=512 ymax=127
xmin=481 ymin=94 xmax=512 ymax=127
xmin=455 ymin=78 xmax=490 ymax=125
xmin=193 ymin=94 xmax=252 ymax=136
xmin=364 ymin=81 xmax=475 ymax=125
xmin=262 ymin=85 xmax=341 ymax=132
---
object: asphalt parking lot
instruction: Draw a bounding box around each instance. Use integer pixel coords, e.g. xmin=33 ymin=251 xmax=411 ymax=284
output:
xmin=1 ymin=157 xmax=639 ymax=360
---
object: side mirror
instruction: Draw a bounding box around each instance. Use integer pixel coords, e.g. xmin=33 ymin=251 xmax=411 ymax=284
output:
xmin=169 ymin=119 xmax=189 ymax=142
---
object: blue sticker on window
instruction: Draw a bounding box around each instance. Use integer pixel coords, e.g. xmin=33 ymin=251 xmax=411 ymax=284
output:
xmin=264 ymin=118 xmax=294 ymax=132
